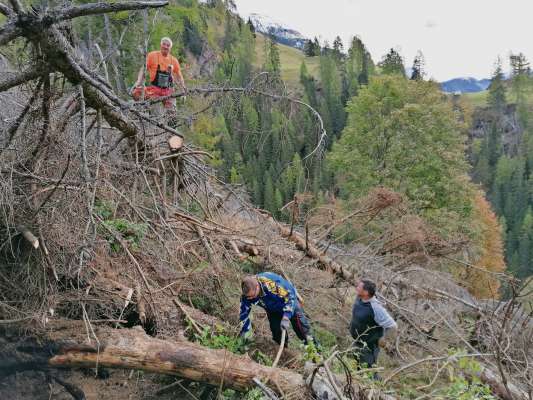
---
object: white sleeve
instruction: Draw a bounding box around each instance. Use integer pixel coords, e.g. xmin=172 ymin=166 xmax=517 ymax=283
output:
xmin=371 ymin=300 xmax=397 ymax=329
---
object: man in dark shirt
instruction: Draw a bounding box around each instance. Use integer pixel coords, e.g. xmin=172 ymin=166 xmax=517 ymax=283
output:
xmin=350 ymin=279 xmax=397 ymax=369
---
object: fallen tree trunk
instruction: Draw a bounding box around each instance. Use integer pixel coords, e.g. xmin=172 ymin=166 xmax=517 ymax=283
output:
xmin=45 ymin=326 xmax=307 ymax=395
xmin=1 ymin=323 xmax=397 ymax=400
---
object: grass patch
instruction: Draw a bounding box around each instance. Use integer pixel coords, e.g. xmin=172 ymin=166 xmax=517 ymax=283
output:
xmin=254 ymin=33 xmax=320 ymax=89
xmin=462 ymin=91 xmax=489 ymax=108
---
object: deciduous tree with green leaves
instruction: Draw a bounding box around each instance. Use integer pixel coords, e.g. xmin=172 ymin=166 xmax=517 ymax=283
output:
xmin=329 ymin=75 xmax=473 ymax=227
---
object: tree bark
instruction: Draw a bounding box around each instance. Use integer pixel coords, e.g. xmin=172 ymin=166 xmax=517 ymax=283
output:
xmin=0 ymin=64 xmax=44 ymax=92
xmin=47 ymin=326 xmax=307 ymax=394
xmin=48 ymin=1 xmax=168 ymax=23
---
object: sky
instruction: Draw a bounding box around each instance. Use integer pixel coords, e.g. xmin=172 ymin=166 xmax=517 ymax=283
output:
xmin=233 ymin=0 xmax=532 ymax=81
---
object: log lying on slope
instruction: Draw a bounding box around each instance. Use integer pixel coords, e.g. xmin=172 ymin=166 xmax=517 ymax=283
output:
xmin=48 ymin=326 xmax=304 ymax=393
xmin=2 ymin=323 xmax=396 ymax=400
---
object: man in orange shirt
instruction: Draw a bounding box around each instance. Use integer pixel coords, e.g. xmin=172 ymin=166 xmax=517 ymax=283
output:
xmin=132 ymin=37 xmax=187 ymax=109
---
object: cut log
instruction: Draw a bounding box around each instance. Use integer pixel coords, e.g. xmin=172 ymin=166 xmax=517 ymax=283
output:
xmin=43 ymin=325 xmax=397 ymax=400
xmin=17 ymin=225 xmax=40 ymax=249
xmin=47 ymin=326 xmax=307 ymax=395
xmin=168 ymin=135 xmax=184 ymax=151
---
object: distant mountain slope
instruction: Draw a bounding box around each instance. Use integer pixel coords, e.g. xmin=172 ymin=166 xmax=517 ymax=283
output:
xmin=248 ymin=13 xmax=308 ymax=50
xmin=441 ymin=77 xmax=491 ymax=93
xmin=254 ymin=33 xmax=320 ymax=88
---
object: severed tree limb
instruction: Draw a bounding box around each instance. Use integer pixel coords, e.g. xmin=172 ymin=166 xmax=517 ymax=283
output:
xmin=7 ymin=0 xmax=22 ymax=14
xmin=0 ymin=2 xmax=12 ymax=16
xmin=45 ymin=326 xmax=308 ymax=394
xmin=0 ymin=64 xmax=44 ymax=92
xmin=47 ymin=1 xmax=168 ymax=23
xmin=0 ymin=19 xmax=22 ymax=45
xmin=17 ymin=225 xmax=39 ymax=249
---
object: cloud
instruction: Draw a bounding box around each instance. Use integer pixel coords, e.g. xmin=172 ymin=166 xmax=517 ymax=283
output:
xmin=424 ymin=20 xmax=437 ymax=29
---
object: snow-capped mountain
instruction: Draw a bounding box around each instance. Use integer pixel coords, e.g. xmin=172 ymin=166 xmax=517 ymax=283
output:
xmin=441 ymin=77 xmax=491 ymax=93
xmin=247 ymin=13 xmax=308 ymax=50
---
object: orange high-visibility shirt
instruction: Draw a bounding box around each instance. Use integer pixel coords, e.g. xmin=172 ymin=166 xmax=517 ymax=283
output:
xmin=146 ymin=50 xmax=182 ymax=83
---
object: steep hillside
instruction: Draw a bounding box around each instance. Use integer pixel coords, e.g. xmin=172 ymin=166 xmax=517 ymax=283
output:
xmin=254 ymin=33 xmax=320 ymax=88
xmin=0 ymin=1 xmax=531 ymax=400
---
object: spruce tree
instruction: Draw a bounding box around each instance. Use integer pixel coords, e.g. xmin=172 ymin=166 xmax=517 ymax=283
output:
xmin=263 ymin=172 xmax=275 ymax=212
xmin=246 ymin=17 xmax=256 ymax=38
xmin=303 ymin=38 xmax=319 ymax=57
xmin=487 ymin=58 xmax=507 ymax=112
xmin=332 ymin=36 xmax=344 ymax=61
xmin=410 ymin=50 xmax=425 ymax=81
xmin=379 ymin=48 xmax=406 ymax=76
xmin=510 ymin=53 xmax=530 ymax=104
xmin=265 ymin=38 xmax=281 ymax=77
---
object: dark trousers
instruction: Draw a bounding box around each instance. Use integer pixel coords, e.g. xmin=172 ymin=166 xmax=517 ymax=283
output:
xmin=266 ymin=302 xmax=311 ymax=345
xmin=353 ymin=341 xmax=380 ymax=368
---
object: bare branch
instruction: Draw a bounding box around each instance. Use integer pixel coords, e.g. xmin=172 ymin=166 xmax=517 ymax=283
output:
xmin=7 ymin=0 xmax=22 ymax=14
xmin=0 ymin=21 xmax=23 ymax=46
xmin=0 ymin=79 xmax=43 ymax=157
xmin=0 ymin=64 xmax=44 ymax=92
xmin=47 ymin=1 xmax=168 ymax=23
xmin=0 ymin=2 xmax=13 ymax=16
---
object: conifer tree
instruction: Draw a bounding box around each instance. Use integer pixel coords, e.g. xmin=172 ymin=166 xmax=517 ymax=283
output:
xmin=488 ymin=58 xmax=507 ymax=112
xmin=332 ymin=36 xmax=344 ymax=61
xmin=303 ymin=37 xmax=320 ymax=57
xmin=510 ymin=53 xmax=530 ymax=104
xmin=410 ymin=50 xmax=425 ymax=81
xmin=379 ymin=48 xmax=406 ymax=76
xmin=263 ymin=172 xmax=275 ymax=212
xmin=265 ymin=38 xmax=281 ymax=77
xmin=246 ymin=17 xmax=256 ymax=38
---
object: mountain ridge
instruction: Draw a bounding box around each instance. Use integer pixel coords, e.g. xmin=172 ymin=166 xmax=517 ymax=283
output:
xmin=248 ymin=13 xmax=308 ymax=50
xmin=440 ymin=76 xmax=491 ymax=93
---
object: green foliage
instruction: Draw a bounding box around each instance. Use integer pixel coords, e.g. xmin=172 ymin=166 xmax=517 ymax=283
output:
xmin=101 ymin=218 xmax=147 ymax=252
xmin=220 ymin=388 xmax=263 ymax=400
xmin=96 ymin=200 xmax=146 ymax=252
xmin=319 ymin=53 xmax=346 ymax=138
xmin=252 ymin=350 xmax=273 ymax=366
xmin=329 ymin=76 xmax=473 ymax=226
xmin=195 ymin=326 xmax=246 ymax=354
xmin=94 ymin=199 xmax=114 ymax=220
xmin=437 ymin=356 xmax=496 ymax=400
xmin=301 ymin=340 xmax=321 ymax=363
xmin=378 ymin=48 xmax=406 ymax=76
xmin=312 ymin=326 xmax=337 ymax=350
xmin=510 ymin=53 xmax=530 ymax=104
xmin=410 ymin=50 xmax=426 ymax=81
xmin=487 ymin=58 xmax=507 ymax=111
xmin=264 ymin=38 xmax=281 ymax=77
xmin=237 ymin=258 xmax=260 ymax=274
xmin=303 ymin=37 xmax=321 ymax=57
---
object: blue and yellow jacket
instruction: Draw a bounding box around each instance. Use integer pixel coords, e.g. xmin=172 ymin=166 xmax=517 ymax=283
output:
xmin=239 ymin=272 xmax=297 ymax=336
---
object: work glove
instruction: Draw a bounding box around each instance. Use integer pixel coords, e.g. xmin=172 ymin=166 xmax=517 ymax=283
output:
xmin=280 ymin=317 xmax=290 ymax=331
xmin=378 ymin=337 xmax=387 ymax=348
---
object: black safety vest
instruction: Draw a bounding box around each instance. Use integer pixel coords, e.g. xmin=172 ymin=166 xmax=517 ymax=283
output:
xmin=151 ymin=54 xmax=173 ymax=88
xmin=349 ymin=298 xmax=384 ymax=347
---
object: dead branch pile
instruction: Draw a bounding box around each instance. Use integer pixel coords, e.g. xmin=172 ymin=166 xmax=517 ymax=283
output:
xmin=0 ymin=2 xmax=531 ymax=400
